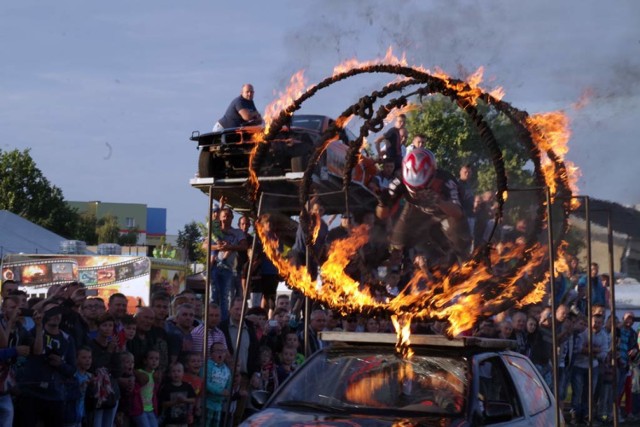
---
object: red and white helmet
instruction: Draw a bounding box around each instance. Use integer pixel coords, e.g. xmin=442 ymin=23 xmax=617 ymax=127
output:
xmin=402 ymin=148 xmax=437 ymax=190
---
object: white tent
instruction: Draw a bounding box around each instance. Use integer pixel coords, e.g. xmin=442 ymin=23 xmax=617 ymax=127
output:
xmin=0 ymin=210 xmax=68 ymax=255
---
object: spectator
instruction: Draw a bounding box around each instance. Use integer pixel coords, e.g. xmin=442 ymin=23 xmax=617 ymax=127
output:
xmin=205 ymin=342 xmax=231 ymax=427
xmin=374 ymin=114 xmax=406 ymax=172
xmin=276 ymin=346 xmax=298 ymax=384
xmin=220 ymin=298 xmax=260 ymax=380
xmin=299 ymin=309 xmax=327 ymax=355
xmin=406 ymin=134 xmax=426 ymax=153
xmin=117 ymin=352 xmax=136 ymax=427
xmin=578 ymin=262 xmax=607 ymax=307
xmin=182 ymin=352 xmax=204 ymax=424
xmin=133 ymin=349 xmax=160 ymax=427
xmin=15 ymin=304 xmax=74 ymax=426
xmin=108 ymin=293 xmax=129 ymax=349
xmin=213 ymin=84 xmax=262 ymax=132
xmin=0 ymin=280 xmax=18 ymax=303
xmin=209 ymin=207 xmax=248 ymax=321
xmin=368 ymin=159 xmax=395 ymax=195
xmin=165 ymin=303 xmax=196 ymax=356
xmin=191 ymin=303 xmax=227 ymax=356
xmin=65 ymin=346 xmax=93 ymax=427
xmin=158 ymin=362 xmax=195 ymax=426
xmin=88 ymin=313 xmax=122 ymax=427
xmin=82 ymin=298 xmax=104 ymax=340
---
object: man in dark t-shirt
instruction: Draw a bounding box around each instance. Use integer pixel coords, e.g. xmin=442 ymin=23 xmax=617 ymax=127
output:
xmin=213 ymin=84 xmax=262 ymax=131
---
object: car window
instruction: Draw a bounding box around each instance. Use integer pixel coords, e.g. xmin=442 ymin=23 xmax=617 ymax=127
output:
xmin=503 ymin=354 xmax=551 ymax=416
xmin=271 ymin=349 xmax=468 ymax=415
xmin=477 ymin=356 xmax=523 ymax=419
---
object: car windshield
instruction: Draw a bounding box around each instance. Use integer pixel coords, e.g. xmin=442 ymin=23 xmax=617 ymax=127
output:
xmin=271 ymin=348 xmax=468 ymax=416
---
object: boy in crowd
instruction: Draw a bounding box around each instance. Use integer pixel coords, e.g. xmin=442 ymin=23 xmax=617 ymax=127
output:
xmin=158 ymin=362 xmax=196 ymax=427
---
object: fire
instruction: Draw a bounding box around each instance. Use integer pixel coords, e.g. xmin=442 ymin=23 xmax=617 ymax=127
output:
xmin=572 ymin=87 xmax=595 ymax=110
xmin=248 ymin=56 xmax=579 ymax=350
xmin=310 ymin=213 xmax=321 ymax=245
xmin=391 ymin=314 xmax=415 ymax=360
xmin=433 ymin=66 xmax=504 ymax=106
xmin=263 ymin=70 xmax=307 ymax=132
xmin=332 ymin=46 xmax=407 ymax=76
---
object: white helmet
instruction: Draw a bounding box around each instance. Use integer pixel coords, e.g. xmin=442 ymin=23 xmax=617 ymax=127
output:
xmin=402 ymin=148 xmax=437 ymax=190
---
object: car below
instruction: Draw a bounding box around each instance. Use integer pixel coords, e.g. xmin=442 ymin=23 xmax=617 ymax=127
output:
xmin=241 ymin=332 xmax=563 ymax=426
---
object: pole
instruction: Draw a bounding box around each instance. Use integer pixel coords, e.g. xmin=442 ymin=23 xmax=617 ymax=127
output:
xmin=607 ymin=210 xmax=619 ymax=427
xmin=546 ymin=188 xmax=561 ymax=427
xmin=224 ymin=192 xmax=264 ymax=427
xmin=201 ymin=186 xmax=215 ymax=427
xmin=585 ymin=197 xmax=594 ymax=425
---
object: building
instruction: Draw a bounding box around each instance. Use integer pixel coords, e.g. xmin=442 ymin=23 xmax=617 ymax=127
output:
xmin=67 ymin=201 xmax=167 ymax=247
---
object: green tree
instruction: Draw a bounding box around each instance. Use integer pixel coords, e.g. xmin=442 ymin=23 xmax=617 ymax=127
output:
xmin=74 ymin=212 xmax=98 ymax=245
xmin=177 ymin=221 xmax=205 ymax=263
xmin=0 ymin=148 xmax=79 ymax=237
xmin=406 ymin=94 xmax=535 ymax=193
xmin=96 ymin=214 xmax=120 ymax=244
xmin=118 ymin=228 xmax=139 ymax=246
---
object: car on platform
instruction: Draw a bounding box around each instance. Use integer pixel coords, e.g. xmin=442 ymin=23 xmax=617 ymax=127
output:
xmin=190 ymin=115 xmax=378 ymax=215
xmin=241 ymin=332 xmax=563 ymax=426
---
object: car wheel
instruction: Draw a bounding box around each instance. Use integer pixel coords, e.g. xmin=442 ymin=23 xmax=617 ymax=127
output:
xmin=198 ymin=149 xmax=213 ymax=178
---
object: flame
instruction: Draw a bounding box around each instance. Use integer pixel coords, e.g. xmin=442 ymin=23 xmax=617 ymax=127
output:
xmin=310 ymin=213 xmax=321 ymax=245
xmin=525 ymin=112 xmax=580 ymax=208
xmin=250 ymin=56 xmax=579 ymax=350
xmin=333 ymin=46 xmax=407 ymax=76
xmin=391 ymin=314 xmax=415 ymax=359
xmin=263 ymin=70 xmax=307 ymax=132
xmin=572 ymin=87 xmax=595 ymax=110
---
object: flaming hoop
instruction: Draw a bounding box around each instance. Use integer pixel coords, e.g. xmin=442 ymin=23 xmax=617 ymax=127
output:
xmin=248 ymin=57 xmax=576 ymax=339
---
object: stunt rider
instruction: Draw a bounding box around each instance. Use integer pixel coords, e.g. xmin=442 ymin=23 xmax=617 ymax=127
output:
xmin=376 ymin=148 xmax=471 ymax=269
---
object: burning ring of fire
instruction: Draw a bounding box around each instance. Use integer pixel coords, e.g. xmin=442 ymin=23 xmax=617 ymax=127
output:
xmin=247 ymin=54 xmax=578 ymax=338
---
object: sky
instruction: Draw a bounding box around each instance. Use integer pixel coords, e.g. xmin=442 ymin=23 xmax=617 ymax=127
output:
xmin=1 ymin=1 xmax=639 ymax=234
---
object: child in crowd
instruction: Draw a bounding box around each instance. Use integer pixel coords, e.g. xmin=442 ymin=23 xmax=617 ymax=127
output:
xmin=158 ymin=363 xmax=195 ymax=427
xmin=117 ymin=352 xmax=136 ymax=427
xmin=276 ymin=346 xmax=297 ymax=384
xmin=121 ymin=314 xmax=137 ymax=352
xmin=206 ymin=342 xmax=231 ymax=427
xmin=282 ymin=332 xmax=305 ymax=366
xmin=133 ymin=349 xmax=160 ymax=427
xmin=64 ymin=346 xmax=93 ymax=427
xmin=251 ymin=346 xmax=278 ymax=396
xmin=182 ymin=352 xmax=204 ymax=425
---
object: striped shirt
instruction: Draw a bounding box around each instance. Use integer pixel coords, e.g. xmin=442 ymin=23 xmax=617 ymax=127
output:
xmin=191 ymin=323 xmax=227 ymax=355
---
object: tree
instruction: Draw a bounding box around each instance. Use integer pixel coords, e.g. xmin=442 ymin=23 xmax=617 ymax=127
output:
xmin=96 ymin=214 xmax=120 ymax=244
xmin=406 ymin=95 xmax=536 ymax=190
xmin=405 ymin=95 xmax=537 ymax=222
xmin=118 ymin=228 xmax=139 ymax=246
xmin=0 ymin=148 xmax=80 ymax=237
xmin=74 ymin=212 xmax=98 ymax=245
xmin=177 ymin=221 xmax=205 ymax=264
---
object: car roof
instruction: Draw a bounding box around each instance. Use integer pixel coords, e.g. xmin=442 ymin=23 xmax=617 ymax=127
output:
xmin=319 ymin=331 xmax=518 ymax=355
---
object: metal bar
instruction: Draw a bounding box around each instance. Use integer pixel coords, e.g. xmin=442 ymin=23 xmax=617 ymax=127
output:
xmin=201 ymin=186 xmax=214 ymax=427
xmin=585 ymin=197 xmax=593 ymax=425
xmin=546 ymin=188 xmax=561 ymax=427
xmin=224 ymin=192 xmax=265 ymax=427
xmin=607 ymin=210 xmax=619 ymax=427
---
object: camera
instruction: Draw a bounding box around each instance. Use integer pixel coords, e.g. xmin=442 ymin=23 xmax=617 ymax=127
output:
xmin=18 ymin=308 xmax=34 ymax=317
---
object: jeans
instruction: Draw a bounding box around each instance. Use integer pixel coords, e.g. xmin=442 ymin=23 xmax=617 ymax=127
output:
xmin=211 ymin=265 xmax=234 ymax=321
xmin=571 ymin=366 xmax=599 ymax=418
xmin=92 ymin=403 xmax=119 ymax=427
xmin=0 ymin=394 xmax=13 ymax=427
xmin=133 ymin=410 xmax=158 ymax=427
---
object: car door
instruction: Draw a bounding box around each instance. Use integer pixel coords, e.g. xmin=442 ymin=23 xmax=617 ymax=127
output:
xmin=472 ymin=354 xmax=530 ymax=426
xmin=501 ymin=353 xmax=558 ymax=426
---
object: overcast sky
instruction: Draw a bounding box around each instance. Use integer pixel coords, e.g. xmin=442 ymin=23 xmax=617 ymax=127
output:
xmin=1 ymin=1 xmax=639 ymax=234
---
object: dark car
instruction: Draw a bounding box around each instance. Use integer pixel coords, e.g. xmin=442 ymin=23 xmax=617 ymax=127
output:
xmin=190 ymin=115 xmax=378 ymax=215
xmin=241 ymin=332 xmax=563 ymax=426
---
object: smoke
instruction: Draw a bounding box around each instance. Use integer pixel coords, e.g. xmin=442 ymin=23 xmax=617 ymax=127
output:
xmin=279 ymin=0 xmax=640 ymax=206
